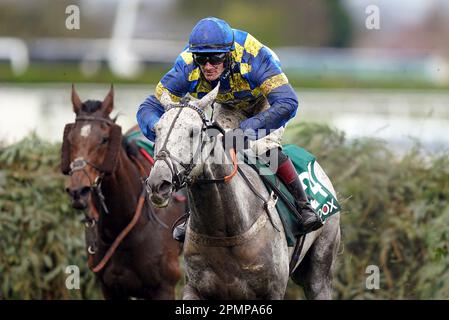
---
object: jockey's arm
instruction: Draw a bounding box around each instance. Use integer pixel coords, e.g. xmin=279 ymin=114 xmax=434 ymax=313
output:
xmin=239 ymin=47 xmax=298 ymax=139
xmin=137 ymin=95 xmax=165 ymax=141
xmin=137 ymin=54 xmax=189 ymax=141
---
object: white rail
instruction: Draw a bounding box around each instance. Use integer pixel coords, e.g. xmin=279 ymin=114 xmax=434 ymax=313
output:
xmin=0 ymin=37 xmax=29 ymax=75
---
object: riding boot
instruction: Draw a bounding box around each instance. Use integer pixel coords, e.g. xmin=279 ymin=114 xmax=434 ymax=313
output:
xmin=274 ymin=151 xmax=323 ymax=233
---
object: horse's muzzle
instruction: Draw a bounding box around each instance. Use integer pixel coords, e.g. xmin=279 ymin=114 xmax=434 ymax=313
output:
xmin=149 ymin=180 xmax=172 ymax=208
xmin=66 ymin=186 xmax=91 ymax=210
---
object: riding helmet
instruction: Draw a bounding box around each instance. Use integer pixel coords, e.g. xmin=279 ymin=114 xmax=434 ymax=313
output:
xmin=188 ymin=17 xmax=235 ymax=53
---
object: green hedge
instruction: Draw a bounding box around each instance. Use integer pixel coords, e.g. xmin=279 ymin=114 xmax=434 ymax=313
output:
xmin=1 ymin=125 xmax=448 ymax=299
xmin=0 ymin=136 xmax=100 ymax=299
xmin=284 ymin=124 xmax=449 ymax=299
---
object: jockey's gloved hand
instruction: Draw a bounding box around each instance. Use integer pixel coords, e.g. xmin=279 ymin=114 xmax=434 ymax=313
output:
xmin=241 ymin=128 xmax=258 ymax=140
xmin=222 ymin=129 xmax=250 ymax=151
xmin=239 ymin=115 xmax=269 ymax=141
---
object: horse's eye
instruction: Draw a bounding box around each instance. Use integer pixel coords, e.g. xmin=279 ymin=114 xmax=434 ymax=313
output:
xmin=189 ymin=130 xmax=194 ymax=138
xmin=101 ymin=137 xmax=109 ymax=145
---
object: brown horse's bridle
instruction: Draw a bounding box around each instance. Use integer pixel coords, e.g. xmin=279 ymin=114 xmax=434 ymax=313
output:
xmin=66 ymin=115 xmax=150 ymax=273
xmin=67 ymin=116 xmax=118 ymax=214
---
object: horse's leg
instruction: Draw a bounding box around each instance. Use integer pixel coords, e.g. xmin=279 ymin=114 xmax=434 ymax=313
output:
xmin=291 ymin=215 xmax=341 ymax=300
xmin=182 ymin=282 xmax=202 ymax=300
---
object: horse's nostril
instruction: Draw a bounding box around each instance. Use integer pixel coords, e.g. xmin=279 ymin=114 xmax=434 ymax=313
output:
xmin=158 ymin=180 xmax=172 ymax=195
xmin=80 ymin=186 xmax=91 ymax=196
xmin=66 ymin=186 xmax=91 ymax=199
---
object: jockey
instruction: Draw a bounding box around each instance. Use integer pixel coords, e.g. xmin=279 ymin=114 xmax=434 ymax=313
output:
xmin=137 ymin=17 xmax=323 ymax=241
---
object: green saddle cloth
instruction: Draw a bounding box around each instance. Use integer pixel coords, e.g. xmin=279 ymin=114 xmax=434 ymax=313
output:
xmin=249 ymin=144 xmax=341 ymax=247
xmin=125 ymin=130 xmax=155 ymax=157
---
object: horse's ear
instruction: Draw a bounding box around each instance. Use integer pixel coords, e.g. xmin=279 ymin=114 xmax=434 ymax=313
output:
xmin=71 ymin=84 xmax=83 ymax=114
xmin=197 ymin=83 xmax=219 ymax=110
xmin=159 ymin=90 xmax=174 ymax=110
xmin=101 ymin=84 xmax=114 ymax=115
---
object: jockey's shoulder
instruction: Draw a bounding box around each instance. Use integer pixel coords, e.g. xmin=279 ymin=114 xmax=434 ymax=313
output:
xmin=176 ymin=46 xmax=195 ymax=67
xmin=232 ymin=29 xmax=279 ymax=65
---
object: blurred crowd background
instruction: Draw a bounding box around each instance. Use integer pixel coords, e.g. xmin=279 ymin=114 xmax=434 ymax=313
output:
xmin=1 ymin=0 xmax=449 ymax=300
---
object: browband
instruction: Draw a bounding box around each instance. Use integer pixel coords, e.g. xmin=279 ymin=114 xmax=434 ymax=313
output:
xmin=75 ymin=115 xmax=115 ymax=125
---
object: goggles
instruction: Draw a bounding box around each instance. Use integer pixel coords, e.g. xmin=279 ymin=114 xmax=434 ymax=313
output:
xmin=193 ymin=53 xmax=227 ymax=66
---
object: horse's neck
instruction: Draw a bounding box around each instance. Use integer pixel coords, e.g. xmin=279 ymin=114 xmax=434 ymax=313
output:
xmin=188 ymin=143 xmax=258 ymax=237
xmin=96 ymin=147 xmax=143 ymax=237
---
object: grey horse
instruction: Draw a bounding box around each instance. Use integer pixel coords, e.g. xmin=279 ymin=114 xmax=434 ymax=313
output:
xmin=147 ymin=85 xmax=341 ymax=299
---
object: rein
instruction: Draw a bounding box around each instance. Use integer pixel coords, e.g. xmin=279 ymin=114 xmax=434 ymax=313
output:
xmin=90 ymin=188 xmax=146 ymax=273
xmin=87 ymin=154 xmax=158 ymax=273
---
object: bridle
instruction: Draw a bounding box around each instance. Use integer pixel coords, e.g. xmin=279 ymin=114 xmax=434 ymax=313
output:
xmin=65 ymin=115 xmax=152 ymax=273
xmin=151 ymin=101 xmax=237 ymax=192
xmin=67 ymin=115 xmax=117 ymax=214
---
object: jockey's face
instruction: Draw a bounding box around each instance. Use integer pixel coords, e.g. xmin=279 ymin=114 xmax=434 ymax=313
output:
xmin=194 ymin=52 xmax=227 ymax=82
xmin=199 ymin=61 xmax=225 ymax=82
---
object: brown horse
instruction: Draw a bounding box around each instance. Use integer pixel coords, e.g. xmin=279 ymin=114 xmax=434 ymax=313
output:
xmin=61 ymin=85 xmax=185 ymax=299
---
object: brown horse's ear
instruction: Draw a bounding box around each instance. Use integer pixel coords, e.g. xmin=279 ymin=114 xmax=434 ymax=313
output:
xmin=100 ymin=124 xmax=122 ymax=174
xmin=71 ymin=84 xmax=83 ymax=114
xmin=61 ymin=123 xmax=74 ymax=175
xmin=101 ymin=85 xmax=114 ymax=116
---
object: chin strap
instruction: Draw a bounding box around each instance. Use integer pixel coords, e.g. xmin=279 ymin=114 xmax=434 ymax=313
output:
xmin=220 ymin=53 xmax=233 ymax=82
